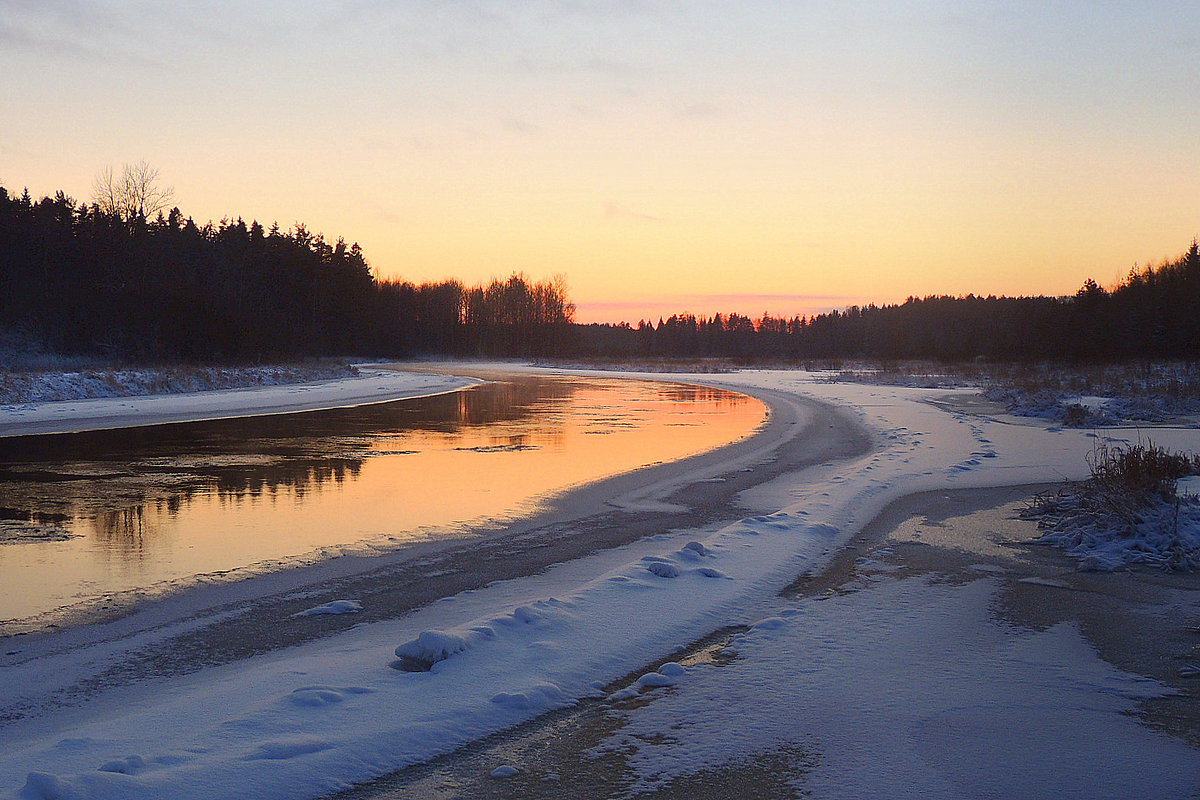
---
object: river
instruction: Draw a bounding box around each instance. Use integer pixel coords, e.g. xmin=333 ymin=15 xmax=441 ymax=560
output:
xmin=0 ymin=375 xmax=764 ymax=628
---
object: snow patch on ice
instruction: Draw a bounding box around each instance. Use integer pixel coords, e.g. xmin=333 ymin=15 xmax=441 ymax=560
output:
xmin=490 ymin=683 xmax=567 ymax=710
xmin=610 ymin=663 xmax=689 ymax=701
xmin=292 ymin=600 xmax=362 ymax=618
xmin=1017 ymin=577 xmax=1072 ymax=589
xmin=646 ymin=561 xmax=680 ymax=578
xmin=393 ymin=630 xmax=476 ymax=671
xmin=286 ymin=686 xmax=374 ymax=708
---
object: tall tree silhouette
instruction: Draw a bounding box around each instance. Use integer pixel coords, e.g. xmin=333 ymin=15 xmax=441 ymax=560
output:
xmin=91 ymin=161 xmax=175 ymax=223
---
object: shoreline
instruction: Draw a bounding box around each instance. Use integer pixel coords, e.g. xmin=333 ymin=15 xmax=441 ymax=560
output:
xmin=0 ymin=367 xmax=480 ymax=437
xmin=0 ymin=375 xmax=868 ymax=729
xmin=338 ymin=482 xmax=1200 ymax=799
xmin=6 ymin=366 xmax=1198 ymax=800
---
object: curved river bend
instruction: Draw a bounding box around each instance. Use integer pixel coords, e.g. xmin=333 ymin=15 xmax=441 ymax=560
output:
xmin=0 ymin=375 xmax=764 ymax=628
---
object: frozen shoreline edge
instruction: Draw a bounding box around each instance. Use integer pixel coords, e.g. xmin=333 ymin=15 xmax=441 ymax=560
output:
xmin=0 ymin=367 xmax=482 ymax=437
xmin=0 ymin=371 xmax=839 ymax=650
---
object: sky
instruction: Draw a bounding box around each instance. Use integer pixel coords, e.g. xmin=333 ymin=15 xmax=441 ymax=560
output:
xmin=4 ymin=1 xmax=1200 ymax=324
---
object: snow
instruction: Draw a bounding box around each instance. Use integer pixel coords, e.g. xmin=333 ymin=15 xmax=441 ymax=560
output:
xmin=292 ymin=600 xmax=363 ymax=618
xmin=1029 ymin=492 xmax=1200 ymax=571
xmin=0 ymin=367 xmax=479 ymax=436
xmin=597 ymin=578 xmax=1196 ymax=799
xmin=2 ymin=365 xmax=1199 ymax=799
xmin=1178 ymin=475 xmax=1200 ymax=496
xmin=0 ymin=364 xmax=359 ymax=405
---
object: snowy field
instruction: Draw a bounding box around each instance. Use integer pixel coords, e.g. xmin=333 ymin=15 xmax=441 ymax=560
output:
xmin=3 ymin=365 xmax=1200 ymax=799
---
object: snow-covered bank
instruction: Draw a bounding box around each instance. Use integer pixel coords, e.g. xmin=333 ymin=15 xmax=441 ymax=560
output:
xmin=0 ymin=368 xmax=479 ymax=437
xmin=0 ymin=363 xmax=360 ymax=405
xmin=823 ymin=360 xmax=1200 ymax=425
xmin=2 ymin=367 xmax=1199 ymax=800
xmin=597 ymin=575 xmax=1197 ymax=799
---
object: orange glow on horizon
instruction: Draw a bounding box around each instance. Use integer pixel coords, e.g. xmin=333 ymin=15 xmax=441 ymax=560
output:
xmin=4 ymin=3 xmax=1198 ymax=322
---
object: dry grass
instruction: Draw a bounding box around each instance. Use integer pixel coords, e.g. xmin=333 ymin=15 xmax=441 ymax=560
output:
xmin=1024 ymin=441 xmax=1200 ymax=571
xmin=1086 ymin=441 xmax=1200 ymax=503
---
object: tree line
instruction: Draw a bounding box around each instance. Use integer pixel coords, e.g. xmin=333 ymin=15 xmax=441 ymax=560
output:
xmin=2 ymin=178 xmax=1196 ymax=365
xmin=0 ymin=183 xmax=574 ymax=361
xmin=574 ymin=244 xmax=1200 ymax=363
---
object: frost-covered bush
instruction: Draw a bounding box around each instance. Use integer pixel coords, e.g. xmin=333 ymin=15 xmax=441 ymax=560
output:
xmin=1024 ymin=442 xmax=1200 ymax=571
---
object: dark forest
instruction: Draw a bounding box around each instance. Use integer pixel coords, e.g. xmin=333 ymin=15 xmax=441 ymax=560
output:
xmin=0 ymin=185 xmax=575 ymax=361
xmin=2 ymin=183 xmax=1197 ymax=365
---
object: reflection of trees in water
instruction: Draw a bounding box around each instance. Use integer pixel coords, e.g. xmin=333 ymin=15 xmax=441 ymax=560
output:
xmin=0 ymin=377 xmax=576 ymax=467
xmin=86 ymin=458 xmax=368 ymax=559
xmin=92 ymin=506 xmax=154 ymax=557
xmin=0 ymin=377 xmax=752 ymax=558
xmin=654 ymin=383 xmax=750 ymax=405
xmin=0 ymin=378 xmax=581 ymax=546
xmin=205 ymin=457 xmax=363 ymax=501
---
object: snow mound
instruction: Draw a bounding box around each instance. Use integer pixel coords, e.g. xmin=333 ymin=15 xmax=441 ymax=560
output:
xmin=246 ymin=736 xmax=333 ymax=760
xmin=645 ymin=541 xmax=730 ymax=578
xmin=287 ymin=686 xmax=375 ymax=708
xmin=393 ymin=630 xmax=476 ymax=671
xmin=610 ymin=663 xmax=689 ymax=701
xmin=490 ymin=683 xmax=568 ymax=710
xmin=392 ymin=600 xmax=563 ymax=670
xmin=645 ymin=561 xmax=680 ymax=578
xmin=20 ymin=772 xmax=74 ymax=800
xmin=98 ymin=755 xmax=147 ymax=775
xmin=292 ymin=599 xmax=362 ymax=617
xmin=20 ymin=770 xmax=139 ymax=800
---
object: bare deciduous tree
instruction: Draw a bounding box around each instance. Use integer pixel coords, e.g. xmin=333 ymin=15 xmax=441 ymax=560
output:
xmin=91 ymin=161 xmax=174 ymax=221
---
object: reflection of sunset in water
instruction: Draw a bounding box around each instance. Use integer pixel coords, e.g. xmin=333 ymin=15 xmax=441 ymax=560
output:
xmin=0 ymin=377 xmax=764 ymax=624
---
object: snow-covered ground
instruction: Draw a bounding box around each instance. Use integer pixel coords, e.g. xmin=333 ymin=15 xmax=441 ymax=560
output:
xmin=0 ymin=367 xmax=479 ymax=436
xmin=0 ymin=364 xmax=361 ymax=405
xmin=3 ymin=366 xmax=1199 ymax=799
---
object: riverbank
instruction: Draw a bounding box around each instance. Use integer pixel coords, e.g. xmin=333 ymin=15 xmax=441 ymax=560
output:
xmin=345 ymin=484 xmax=1200 ymax=799
xmin=0 ymin=367 xmax=479 ymax=437
xmin=3 ymin=365 xmax=1200 ymax=800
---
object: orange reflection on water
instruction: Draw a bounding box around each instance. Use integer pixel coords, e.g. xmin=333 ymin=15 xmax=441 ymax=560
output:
xmin=0 ymin=377 xmax=764 ymax=625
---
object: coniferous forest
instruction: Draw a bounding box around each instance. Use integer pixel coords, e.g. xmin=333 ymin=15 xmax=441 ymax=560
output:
xmin=2 ymin=182 xmax=1198 ymax=365
xmin=0 ymin=185 xmax=576 ymax=361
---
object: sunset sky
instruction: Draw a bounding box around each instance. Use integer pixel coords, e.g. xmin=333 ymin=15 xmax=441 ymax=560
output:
xmin=4 ymin=1 xmax=1199 ymax=323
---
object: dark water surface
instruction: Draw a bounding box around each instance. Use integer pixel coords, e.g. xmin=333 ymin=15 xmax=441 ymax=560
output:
xmin=0 ymin=376 xmax=763 ymax=625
